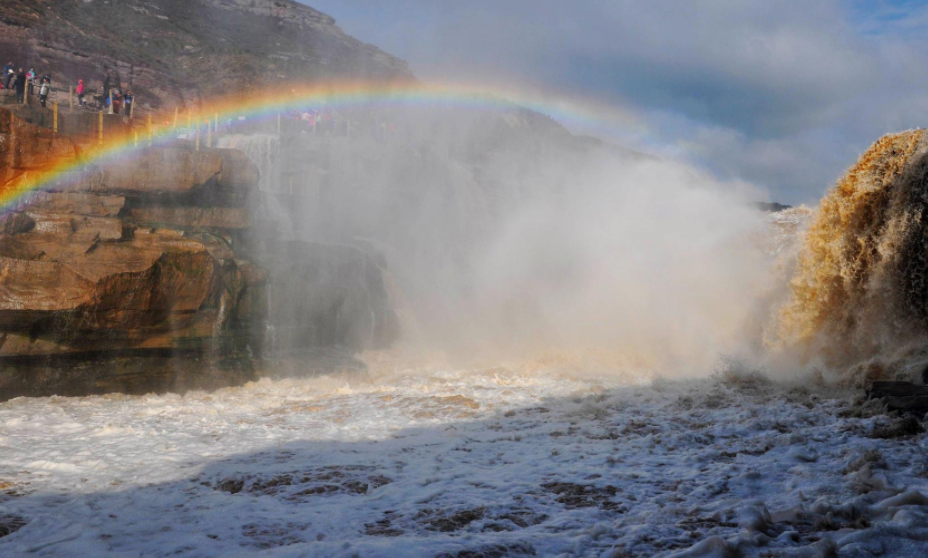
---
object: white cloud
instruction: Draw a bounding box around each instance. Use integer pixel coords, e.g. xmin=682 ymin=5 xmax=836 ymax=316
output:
xmin=306 ymin=0 xmax=928 ymax=203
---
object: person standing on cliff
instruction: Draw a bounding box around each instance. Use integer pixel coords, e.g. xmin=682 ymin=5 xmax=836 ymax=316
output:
xmin=26 ymin=67 xmax=36 ymax=98
xmin=112 ymin=89 xmax=122 ymax=115
xmin=76 ymin=79 xmax=85 ymax=107
xmin=2 ymin=62 xmax=13 ymax=89
xmin=13 ymin=69 xmax=25 ymax=103
xmin=123 ymin=90 xmax=133 ymax=118
xmin=38 ymin=76 xmax=50 ymax=108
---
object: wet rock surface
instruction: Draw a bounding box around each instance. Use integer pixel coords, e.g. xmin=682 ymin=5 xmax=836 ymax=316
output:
xmin=867 ymin=381 xmax=928 ymax=418
xmin=0 ymin=515 xmax=26 ymax=540
xmin=203 ymin=465 xmax=392 ymax=501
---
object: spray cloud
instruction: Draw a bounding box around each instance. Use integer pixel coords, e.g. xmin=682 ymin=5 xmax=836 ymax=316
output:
xmin=248 ymin=102 xmax=776 ymax=377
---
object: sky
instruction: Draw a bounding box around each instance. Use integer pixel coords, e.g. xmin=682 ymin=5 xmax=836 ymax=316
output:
xmin=302 ymin=0 xmax=928 ymax=204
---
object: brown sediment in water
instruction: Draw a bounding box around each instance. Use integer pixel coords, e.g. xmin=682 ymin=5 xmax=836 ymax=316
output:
xmin=772 ymin=129 xmax=928 ymax=376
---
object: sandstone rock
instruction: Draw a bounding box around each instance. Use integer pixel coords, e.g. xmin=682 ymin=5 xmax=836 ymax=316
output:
xmin=26 ymin=212 xmax=126 ymax=241
xmin=128 ymin=207 xmax=250 ymax=230
xmin=0 ymin=105 xmax=400 ymax=400
xmin=0 ymin=232 xmax=215 ymax=314
xmin=46 ymin=147 xmax=260 ymax=207
xmin=0 ymin=212 xmax=34 ymax=235
xmin=16 ymin=192 xmax=125 ymax=216
xmin=186 ymin=231 xmax=236 ymax=261
xmin=0 ymin=256 xmax=94 ymax=316
xmin=0 ymin=106 xmax=272 ymax=399
xmin=0 ymin=108 xmax=78 ymax=204
xmin=0 ymin=108 xmax=77 ymax=172
xmin=97 ymin=147 xmax=223 ymax=196
xmin=0 ymin=229 xmax=259 ymax=358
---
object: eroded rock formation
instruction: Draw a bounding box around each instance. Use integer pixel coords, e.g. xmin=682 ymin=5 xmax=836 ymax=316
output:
xmin=0 ymin=107 xmax=398 ymax=399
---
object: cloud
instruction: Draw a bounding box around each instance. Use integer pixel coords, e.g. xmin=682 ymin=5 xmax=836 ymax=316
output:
xmin=305 ymin=0 xmax=928 ymax=204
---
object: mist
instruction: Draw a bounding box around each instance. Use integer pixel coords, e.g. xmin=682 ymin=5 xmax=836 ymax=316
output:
xmin=237 ymin=103 xmax=775 ymax=377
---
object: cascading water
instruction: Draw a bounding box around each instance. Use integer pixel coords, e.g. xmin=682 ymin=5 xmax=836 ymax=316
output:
xmin=770 ymin=129 xmax=928 ymax=382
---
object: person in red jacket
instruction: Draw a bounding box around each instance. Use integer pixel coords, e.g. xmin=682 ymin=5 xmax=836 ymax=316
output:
xmin=76 ymin=79 xmax=85 ymax=107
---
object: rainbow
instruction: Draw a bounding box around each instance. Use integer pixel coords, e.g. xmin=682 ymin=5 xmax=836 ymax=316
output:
xmin=0 ymin=80 xmax=642 ymax=212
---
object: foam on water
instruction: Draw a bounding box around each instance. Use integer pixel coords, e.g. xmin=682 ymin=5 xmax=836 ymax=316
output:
xmin=1 ymin=354 xmax=926 ymax=557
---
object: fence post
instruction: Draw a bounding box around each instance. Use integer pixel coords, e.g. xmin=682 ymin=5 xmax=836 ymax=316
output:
xmin=53 ymin=101 xmax=58 ymax=133
xmin=187 ymin=112 xmax=192 ymax=140
xmin=206 ymin=120 xmax=211 ymax=148
xmin=98 ymin=111 xmax=104 ymax=146
xmin=173 ymin=107 xmax=178 ymax=129
xmin=108 ymin=89 xmax=113 ymax=115
xmin=195 ymin=121 xmax=200 ymax=151
xmin=214 ymin=112 xmax=218 ymax=135
xmin=148 ymin=113 xmax=153 ymax=146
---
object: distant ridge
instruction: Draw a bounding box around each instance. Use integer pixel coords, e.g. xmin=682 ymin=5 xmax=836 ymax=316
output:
xmin=0 ymin=0 xmax=412 ymax=110
xmin=755 ymin=201 xmax=792 ymax=212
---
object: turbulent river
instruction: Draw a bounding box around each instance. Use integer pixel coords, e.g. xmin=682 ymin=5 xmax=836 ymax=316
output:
xmin=5 ymin=116 xmax=928 ymax=558
xmin=1 ymin=353 xmax=927 ymax=557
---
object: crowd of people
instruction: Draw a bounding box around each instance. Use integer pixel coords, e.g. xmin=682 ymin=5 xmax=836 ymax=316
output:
xmin=101 ymin=74 xmax=134 ymax=116
xmin=1 ymin=58 xmax=406 ymax=141
xmin=2 ymin=60 xmax=133 ymax=115
xmin=2 ymin=61 xmax=52 ymax=107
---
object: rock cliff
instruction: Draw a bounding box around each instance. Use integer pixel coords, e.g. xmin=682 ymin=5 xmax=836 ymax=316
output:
xmin=0 ymin=106 xmax=397 ymax=400
xmin=0 ymin=0 xmax=412 ymax=110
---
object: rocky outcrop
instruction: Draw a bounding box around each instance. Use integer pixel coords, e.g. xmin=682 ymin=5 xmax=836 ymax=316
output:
xmin=0 ymin=107 xmax=399 ymax=399
xmin=0 ymin=0 xmax=412 ymax=110
xmin=0 ymin=109 xmax=265 ymax=398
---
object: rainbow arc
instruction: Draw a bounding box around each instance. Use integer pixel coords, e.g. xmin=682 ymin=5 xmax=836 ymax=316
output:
xmin=0 ymin=81 xmax=640 ymax=211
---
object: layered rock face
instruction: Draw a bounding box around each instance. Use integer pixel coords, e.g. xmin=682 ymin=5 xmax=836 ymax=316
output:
xmin=0 ymin=111 xmax=266 ymax=397
xmin=0 ymin=0 xmax=411 ymax=110
xmin=0 ymin=108 xmax=398 ymax=399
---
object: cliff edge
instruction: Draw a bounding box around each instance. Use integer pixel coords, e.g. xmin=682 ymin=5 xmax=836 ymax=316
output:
xmin=0 ymin=0 xmax=412 ymax=109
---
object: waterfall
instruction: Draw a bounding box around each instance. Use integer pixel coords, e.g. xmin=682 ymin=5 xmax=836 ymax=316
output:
xmin=771 ymin=129 xmax=928 ymax=380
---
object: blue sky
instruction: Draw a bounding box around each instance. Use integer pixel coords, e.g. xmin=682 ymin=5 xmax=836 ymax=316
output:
xmin=301 ymin=0 xmax=928 ymax=204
